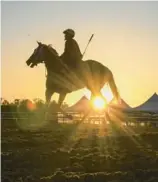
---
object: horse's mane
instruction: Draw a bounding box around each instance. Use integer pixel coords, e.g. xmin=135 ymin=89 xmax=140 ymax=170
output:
xmin=47 ymin=44 xmax=59 ymax=57
xmin=44 ymin=44 xmax=64 ymax=71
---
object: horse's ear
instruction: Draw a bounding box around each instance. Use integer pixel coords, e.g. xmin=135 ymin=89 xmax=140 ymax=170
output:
xmin=48 ymin=44 xmax=52 ymax=47
xmin=37 ymin=41 xmax=41 ymax=45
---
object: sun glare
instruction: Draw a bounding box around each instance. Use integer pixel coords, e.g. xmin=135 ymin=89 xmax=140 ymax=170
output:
xmin=92 ymin=96 xmax=106 ymax=110
xmin=83 ymin=84 xmax=114 ymax=110
xmin=84 ymin=84 xmax=114 ymax=104
xmin=101 ymin=85 xmax=114 ymax=102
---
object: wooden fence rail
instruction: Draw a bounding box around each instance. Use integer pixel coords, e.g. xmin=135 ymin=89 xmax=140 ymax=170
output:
xmin=1 ymin=111 xmax=158 ymax=128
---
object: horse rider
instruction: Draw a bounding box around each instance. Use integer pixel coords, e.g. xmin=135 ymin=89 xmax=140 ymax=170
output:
xmin=60 ymin=29 xmax=82 ymax=70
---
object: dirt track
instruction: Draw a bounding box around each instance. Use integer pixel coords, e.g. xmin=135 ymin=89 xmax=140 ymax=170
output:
xmin=2 ymin=120 xmax=158 ymax=182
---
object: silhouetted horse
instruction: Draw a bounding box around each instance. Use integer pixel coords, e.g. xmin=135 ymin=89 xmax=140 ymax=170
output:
xmin=26 ymin=41 xmax=120 ymax=118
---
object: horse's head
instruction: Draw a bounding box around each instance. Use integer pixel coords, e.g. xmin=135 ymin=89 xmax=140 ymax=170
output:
xmin=26 ymin=41 xmax=59 ymax=68
xmin=26 ymin=41 xmax=44 ymax=68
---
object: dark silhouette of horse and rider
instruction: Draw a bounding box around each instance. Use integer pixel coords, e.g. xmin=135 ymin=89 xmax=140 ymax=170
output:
xmin=26 ymin=29 xmax=120 ymax=119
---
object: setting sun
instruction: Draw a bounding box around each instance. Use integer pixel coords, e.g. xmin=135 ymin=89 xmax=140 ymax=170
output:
xmin=84 ymin=84 xmax=114 ymax=107
xmin=92 ymin=96 xmax=106 ymax=110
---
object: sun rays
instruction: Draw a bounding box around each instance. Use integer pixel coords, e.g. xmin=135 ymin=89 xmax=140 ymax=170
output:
xmin=24 ymin=41 xmax=146 ymax=148
xmin=83 ymin=83 xmax=114 ymax=111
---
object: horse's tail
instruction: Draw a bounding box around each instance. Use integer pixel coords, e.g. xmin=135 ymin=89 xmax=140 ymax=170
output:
xmin=108 ymin=72 xmax=120 ymax=102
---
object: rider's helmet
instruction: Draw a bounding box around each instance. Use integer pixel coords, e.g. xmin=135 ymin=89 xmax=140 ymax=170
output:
xmin=63 ymin=29 xmax=75 ymax=38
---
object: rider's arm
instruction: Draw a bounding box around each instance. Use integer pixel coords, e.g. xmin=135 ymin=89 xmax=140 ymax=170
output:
xmin=60 ymin=41 xmax=71 ymax=59
xmin=70 ymin=40 xmax=82 ymax=60
xmin=61 ymin=40 xmax=82 ymax=61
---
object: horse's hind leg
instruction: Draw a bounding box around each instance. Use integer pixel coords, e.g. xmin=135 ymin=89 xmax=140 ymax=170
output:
xmin=108 ymin=72 xmax=120 ymax=103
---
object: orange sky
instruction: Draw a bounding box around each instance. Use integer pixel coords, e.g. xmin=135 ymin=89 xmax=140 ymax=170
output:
xmin=1 ymin=1 xmax=158 ymax=107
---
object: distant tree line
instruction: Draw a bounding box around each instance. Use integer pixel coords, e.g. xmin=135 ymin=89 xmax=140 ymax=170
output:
xmin=1 ymin=98 xmax=69 ymax=113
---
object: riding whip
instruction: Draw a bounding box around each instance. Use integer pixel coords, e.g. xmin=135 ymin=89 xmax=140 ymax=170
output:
xmin=82 ymin=34 xmax=94 ymax=59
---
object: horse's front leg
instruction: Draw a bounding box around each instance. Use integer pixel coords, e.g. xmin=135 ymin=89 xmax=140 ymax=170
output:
xmin=58 ymin=93 xmax=67 ymax=107
xmin=45 ymin=88 xmax=54 ymax=120
xmin=58 ymin=93 xmax=73 ymax=120
xmin=45 ymin=89 xmax=54 ymax=107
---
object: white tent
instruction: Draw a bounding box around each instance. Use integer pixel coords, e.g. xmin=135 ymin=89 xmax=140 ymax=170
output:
xmin=133 ymin=93 xmax=158 ymax=112
xmin=109 ymin=98 xmax=131 ymax=110
xmin=65 ymin=96 xmax=131 ymax=112
xmin=65 ymin=96 xmax=90 ymax=113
